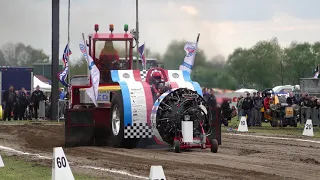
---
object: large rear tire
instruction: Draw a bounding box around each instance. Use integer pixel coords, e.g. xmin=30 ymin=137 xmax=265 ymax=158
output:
xmin=109 ymin=91 xmax=137 ymax=148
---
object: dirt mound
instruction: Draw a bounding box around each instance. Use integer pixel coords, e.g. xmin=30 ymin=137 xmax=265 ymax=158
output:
xmin=0 ymin=124 xmax=64 ymax=151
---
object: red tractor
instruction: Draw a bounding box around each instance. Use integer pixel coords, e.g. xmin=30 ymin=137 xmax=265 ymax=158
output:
xmin=65 ymin=24 xmax=221 ymax=153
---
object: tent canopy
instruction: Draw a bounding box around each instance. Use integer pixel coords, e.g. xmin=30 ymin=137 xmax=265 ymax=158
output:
xmin=34 ymin=76 xmax=51 ymax=92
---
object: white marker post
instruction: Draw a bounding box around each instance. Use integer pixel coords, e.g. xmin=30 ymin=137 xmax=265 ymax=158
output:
xmin=52 ymin=147 xmax=75 ymax=180
xmin=0 ymin=155 xmax=4 ymax=167
xmin=149 ymin=165 xmax=166 ymax=180
xmin=302 ymin=119 xmax=314 ymax=137
xmin=237 ymin=116 xmax=248 ymax=132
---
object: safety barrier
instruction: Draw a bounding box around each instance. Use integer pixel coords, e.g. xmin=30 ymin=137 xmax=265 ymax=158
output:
xmin=300 ymin=107 xmax=320 ymax=126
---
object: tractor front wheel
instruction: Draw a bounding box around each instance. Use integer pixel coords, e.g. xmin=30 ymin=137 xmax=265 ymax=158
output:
xmin=173 ymin=140 xmax=181 ymax=153
xmin=270 ymin=117 xmax=278 ymax=127
xmin=109 ymin=91 xmax=137 ymax=148
xmin=210 ymin=139 xmax=218 ymax=153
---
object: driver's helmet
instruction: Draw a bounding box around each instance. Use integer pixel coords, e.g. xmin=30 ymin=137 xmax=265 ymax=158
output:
xmin=152 ymin=71 xmax=162 ymax=80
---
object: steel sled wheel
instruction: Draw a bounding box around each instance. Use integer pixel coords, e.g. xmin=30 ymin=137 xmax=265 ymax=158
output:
xmin=210 ymin=139 xmax=218 ymax=153
xmin=109 ymin=91 xmax=137 ymax=148
xmin=173 ymin=140 xmax=180 ymax=153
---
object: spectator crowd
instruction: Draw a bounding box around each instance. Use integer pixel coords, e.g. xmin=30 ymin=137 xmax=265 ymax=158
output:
xmin=1 ymin=85 xmax=68 ymax=121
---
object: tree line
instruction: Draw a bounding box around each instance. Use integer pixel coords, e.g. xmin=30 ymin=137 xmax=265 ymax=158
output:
xmin=162 ymin=38 xmax=320 ymax=90
xmin=2 ymin=38 xmax=320 ymax=90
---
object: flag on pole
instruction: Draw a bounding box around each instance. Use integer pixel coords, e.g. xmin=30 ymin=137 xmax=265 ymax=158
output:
xmin=179 ymin=41 xmax=198 ymax=73
xmin=314 ymin=64 xmax=319 ymax=78
xmin=62 ymin=44 xmax=72 ymax=66
xmin=138 ymin=43 xmax=146 ymax=68
xmin=79 ymin=42 xmax=100 ymax=107
xmin=57 ymin=44 xmax=72 ymax=87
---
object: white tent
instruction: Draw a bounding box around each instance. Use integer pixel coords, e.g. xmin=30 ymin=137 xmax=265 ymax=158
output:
xmin=234 ymin=88 xmax=258 ymax=94
xmin=34 ymin=76 xmax=51 ymax=92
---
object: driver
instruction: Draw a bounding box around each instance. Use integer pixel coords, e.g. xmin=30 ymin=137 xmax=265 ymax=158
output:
xmin=263 ymin=92 xmax=272 ymax=110
xmin=150 ymin=71 xmax=164 ymax=96
xmin=97 ymin=41 xmax=120 ymax=82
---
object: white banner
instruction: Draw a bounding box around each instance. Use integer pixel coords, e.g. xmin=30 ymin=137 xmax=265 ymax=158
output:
xmin=179 ymin=41 xmax=197 ymax=73
xmin=126 ymin=81 xmax=147 ymax=123
xmin=79 ymin=43 xmax=100 ymax=107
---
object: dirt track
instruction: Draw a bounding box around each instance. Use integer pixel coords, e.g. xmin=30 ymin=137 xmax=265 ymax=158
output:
xmin=0 ymin=124 xmax=319 ymax=180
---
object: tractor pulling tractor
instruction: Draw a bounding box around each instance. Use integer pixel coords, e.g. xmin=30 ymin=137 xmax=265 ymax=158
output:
xmin=65 ymin=24 xmax=221 ymax=153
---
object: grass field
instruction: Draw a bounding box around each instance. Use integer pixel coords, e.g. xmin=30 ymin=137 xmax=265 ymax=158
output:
xmin=223 ymin=117 xmax=320 ymax=138
xmin=0 ymin=155 xmax=96 ymax=180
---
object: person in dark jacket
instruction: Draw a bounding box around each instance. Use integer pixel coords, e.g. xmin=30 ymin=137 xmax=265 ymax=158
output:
xmin=207 ymin=89 xmax=217 ymax=108
xmin=242 ymin=92 xmax=254 ymax=127
xmin=3 ymin=85 xmax=16 ymax=121
xmin=299 ymin=93 xmax=313 ymax=124
xmin=19 ymin=87 xmax=28 ymax=120
xmin=286 ymin=92 xmax=297 ymax=106
xmin=30 ymin=85 xmax=46 ymax=120
xmin=13 ymin=90 xmax=20 ymax=120
xmin=253 ymin=91 xmax=263 ymax=126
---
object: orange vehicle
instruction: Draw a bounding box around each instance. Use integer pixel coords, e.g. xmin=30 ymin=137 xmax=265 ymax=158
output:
xmin=262 ymin=88 xmax=298 ymax=127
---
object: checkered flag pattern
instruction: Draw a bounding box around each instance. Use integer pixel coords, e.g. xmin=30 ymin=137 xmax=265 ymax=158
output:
xmin=140 ymin=69 xmax=162 ymax=81
xmin=124 ymin=123 xmax=153 ymax=138
xmin=140 ymin=70 xmax=147 ymax=81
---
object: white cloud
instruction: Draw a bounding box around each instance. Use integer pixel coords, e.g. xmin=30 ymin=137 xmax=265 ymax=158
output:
xmin=180 ymin=6 xmax=198 ymax=16
xmin=0 ymin=0 xmax=320 ymax=62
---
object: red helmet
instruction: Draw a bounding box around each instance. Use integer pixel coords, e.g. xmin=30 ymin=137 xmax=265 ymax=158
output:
xmin=152 ymin=71 xmax=162 ymax=79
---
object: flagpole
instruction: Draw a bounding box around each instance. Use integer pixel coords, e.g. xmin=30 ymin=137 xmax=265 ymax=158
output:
xmin=144 ymin=41 xmax=146 ymax=70
xmin=67 ymin=0 xmax=71 ymax=108
xmin=82 ymin=33 xmax=97 ymax=105
xmin=190 ymin=33 xmax=200 ymax=74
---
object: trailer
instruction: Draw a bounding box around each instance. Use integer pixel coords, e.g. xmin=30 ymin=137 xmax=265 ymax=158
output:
xmin=0 ymin=67 xmax=34 ymax=102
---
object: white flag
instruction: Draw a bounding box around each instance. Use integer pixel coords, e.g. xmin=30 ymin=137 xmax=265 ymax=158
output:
xmin=179 ymin=41 xmax=198 ymax=73
xmin=79 ymin=43 xmax=100 ymax=107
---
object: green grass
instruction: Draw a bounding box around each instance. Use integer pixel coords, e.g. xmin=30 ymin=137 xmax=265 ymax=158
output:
xmin=223 ymin=117 xmax=320 ymax=138
xmin=0 ymin=155 xmax=96 ymax=180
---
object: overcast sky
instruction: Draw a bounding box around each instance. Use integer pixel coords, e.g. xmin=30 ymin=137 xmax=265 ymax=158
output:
xmin=1 ymin=0 xmax=320 ymax=60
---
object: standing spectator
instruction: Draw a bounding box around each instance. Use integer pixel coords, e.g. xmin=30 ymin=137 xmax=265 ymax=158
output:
xmin=253 ymin=91 xmax=263 ymax=126
xmin=31 ymin=85 xmax=46 ymax=120
xmin=59 ymin=88 xmax=65 ymax=99
xmin=207 ymin=89 xmax=217 ymax=109
xmin=19 ymin=87 xmax=28 ymax=120
xmin=236 ymin=95 xmax=244 ymax=121
xmin=286 ymin=92 xmax=297 ymax=106
xmin=58 ymin=88 xmax=66 ymax=119
xmin=13 ymin=90 xmax=20 ymax=120
xmin=3 ymin=85 xmax=16 ymax=121
xmin=241 ymin=92 xmax=254 ymax=127
xmin=202 ymin=88 xmax=209 ymax=101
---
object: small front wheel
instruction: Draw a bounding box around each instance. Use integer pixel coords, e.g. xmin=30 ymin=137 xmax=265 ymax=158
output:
xmin=210 ymin=139 xmax=218 ymax=153
xmin=173 ymin=140 xmax=180 ymax=153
